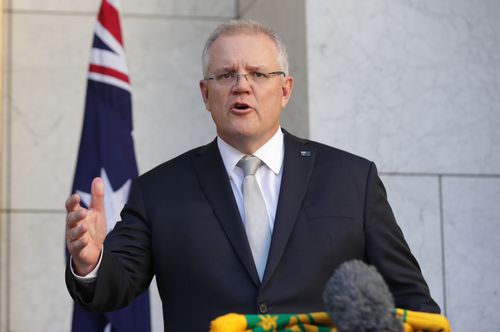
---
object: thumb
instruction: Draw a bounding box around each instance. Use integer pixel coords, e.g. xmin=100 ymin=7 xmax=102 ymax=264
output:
xmin=90 ymin=177 xmax=105 ymax=214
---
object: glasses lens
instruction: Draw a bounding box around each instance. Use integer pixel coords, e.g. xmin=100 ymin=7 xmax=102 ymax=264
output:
xmin=211 ymin=71 xmax=283 ymax=85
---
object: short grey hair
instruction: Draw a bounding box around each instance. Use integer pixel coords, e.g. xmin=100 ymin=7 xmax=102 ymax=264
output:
xmin=201 ymin=19 xmax=289 ymax=78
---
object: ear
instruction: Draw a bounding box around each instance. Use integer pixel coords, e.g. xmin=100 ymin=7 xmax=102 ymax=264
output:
xmin=281 ymin=75 xmax=294 ymax=109
xmin=199 ymin=79 xmax=210 ymax=111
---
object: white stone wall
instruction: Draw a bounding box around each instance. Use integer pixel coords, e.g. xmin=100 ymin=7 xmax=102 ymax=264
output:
xmin=0 ymin=1 xmax=235 ymax=331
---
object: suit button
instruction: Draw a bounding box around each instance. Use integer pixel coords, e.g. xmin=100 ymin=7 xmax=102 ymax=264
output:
xmin=258 ymin=303 xmax=268 ymax=314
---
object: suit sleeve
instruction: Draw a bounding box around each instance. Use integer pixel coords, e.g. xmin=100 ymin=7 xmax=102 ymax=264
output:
xmin=363 ymin=162 xmax=441 ymax=313
xmin=65 ymin=179 xmax=154 ymax=312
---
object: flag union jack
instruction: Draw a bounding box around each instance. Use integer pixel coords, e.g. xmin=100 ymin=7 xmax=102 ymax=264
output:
xmin=88 ymin=0 xmax=131 ymax=92
xmin=70 ymin=1 xmax=151 ymax=331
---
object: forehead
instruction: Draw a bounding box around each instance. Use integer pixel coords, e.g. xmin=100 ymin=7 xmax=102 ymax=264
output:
xmin=208 ymin=32 xmax=279 ymax=70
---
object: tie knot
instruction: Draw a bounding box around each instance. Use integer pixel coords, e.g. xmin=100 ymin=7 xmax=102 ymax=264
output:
xmin=238 ymin=155 xmax=262 ymax=176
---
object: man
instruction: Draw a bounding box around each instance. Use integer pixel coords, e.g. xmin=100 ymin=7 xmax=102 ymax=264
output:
xmin=66 ymin=20 xmax=440 ymax=331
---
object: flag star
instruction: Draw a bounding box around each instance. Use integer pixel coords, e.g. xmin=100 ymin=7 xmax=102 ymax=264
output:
xmin=76 ymin=168 xmax=131 ymax=234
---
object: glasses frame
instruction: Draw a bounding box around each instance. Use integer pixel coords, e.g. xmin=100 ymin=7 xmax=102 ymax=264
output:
xmin=204 ymin=71 xmax=286 ymax=85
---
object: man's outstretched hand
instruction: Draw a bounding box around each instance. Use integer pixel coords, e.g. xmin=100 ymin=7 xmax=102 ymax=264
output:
xmin=66 ymin=177 xmax=107 ymax=276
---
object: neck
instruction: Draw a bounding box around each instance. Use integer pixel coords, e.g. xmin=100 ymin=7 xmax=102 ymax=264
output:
xmin=218 ymin=128 xmax=280 ymax=155
xmin=222 ymin=137 xmax=266 ymax=155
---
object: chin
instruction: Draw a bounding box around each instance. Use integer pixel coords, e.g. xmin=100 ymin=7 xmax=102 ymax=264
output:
xmin=232 ymin=130 xmax=257 ymax=141
xmin=219 ymin=127 xmax=255 ymax=143
xmin=227 ymin=121 xmax=258 ymax=136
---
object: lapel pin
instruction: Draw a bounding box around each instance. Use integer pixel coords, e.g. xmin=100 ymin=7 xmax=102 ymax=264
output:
xmin=300 ymin=150 xmax=311 ymax=157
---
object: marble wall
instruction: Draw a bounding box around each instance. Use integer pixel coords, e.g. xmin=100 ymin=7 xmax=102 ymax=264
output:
xmin=307 ymin=0 xmax=500 ymax=175
xmin=0 ymin=0 xmax=234 ymax=331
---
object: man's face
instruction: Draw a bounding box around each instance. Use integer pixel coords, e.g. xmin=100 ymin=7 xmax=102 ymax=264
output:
xmin=199 ymin=32 xmax=293 ymax=153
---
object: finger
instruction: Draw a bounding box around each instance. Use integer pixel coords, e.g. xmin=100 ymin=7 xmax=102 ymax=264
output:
xmin=66 ymin=209 xmax=88 ymax=228
xmin=90 ymin=177 xmax=105 ymax=214
xmin=65 ymin=193 xmax=82 ymax=212
xmin=67 ymin=221 xmax=88 ymax=242
xmin=67 ymin=236 xmax=89 ymax=255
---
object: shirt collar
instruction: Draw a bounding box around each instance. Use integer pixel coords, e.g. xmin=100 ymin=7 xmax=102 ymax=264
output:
xmin=217 ymin=127 xmax=284 ymax=176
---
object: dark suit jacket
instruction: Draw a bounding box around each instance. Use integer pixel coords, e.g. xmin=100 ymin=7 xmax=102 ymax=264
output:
xmin=66 ymin=130 xmax=439 ymax=331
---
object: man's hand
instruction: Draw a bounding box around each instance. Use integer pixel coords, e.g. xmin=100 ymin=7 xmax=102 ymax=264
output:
xmin=66 ymin=177 xmax=107 ymax=276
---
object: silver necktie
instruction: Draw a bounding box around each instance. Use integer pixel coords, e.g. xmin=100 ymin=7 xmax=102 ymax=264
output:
xmin=238 ymin=155 xmax=271 ymax=281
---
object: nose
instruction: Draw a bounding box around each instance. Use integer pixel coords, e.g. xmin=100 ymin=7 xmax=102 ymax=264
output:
xmin=235 ymin=73 xmax=250 ymax=83
xmin=233 ymin=73 xmax=251 ymax=93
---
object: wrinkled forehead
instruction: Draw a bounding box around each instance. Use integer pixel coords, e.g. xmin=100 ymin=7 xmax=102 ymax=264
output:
xmin=208 ymin=32 xmax=280 ymax=71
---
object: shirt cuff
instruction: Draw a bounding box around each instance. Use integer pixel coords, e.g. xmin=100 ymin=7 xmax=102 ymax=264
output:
xmin=69 ymin=246 xmax=104 ymax=283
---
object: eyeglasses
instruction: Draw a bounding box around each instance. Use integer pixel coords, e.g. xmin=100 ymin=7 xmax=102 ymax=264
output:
xmin=205 ymin=71 xmax=285 ymax=86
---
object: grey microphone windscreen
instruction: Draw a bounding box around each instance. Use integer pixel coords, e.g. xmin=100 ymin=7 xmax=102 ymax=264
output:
xmin=323 ymin=260 xmax=403 ymax=332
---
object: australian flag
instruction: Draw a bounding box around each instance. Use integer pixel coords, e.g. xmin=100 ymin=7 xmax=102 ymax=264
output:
xmin=70 ymin=0 xmax=151 ymax=331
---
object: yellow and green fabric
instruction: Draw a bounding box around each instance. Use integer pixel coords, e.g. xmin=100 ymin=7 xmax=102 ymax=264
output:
xmin=210 ymin=312 xmax=335 ymax=332
xmin=394 ymin=308 xmax=451 ymax=332
xmin=210 ymin=309 xmax=451 ymax=332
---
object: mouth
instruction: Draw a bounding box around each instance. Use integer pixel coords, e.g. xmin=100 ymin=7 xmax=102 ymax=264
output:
xmin=230 ymin=102 xmax=254 ymax=114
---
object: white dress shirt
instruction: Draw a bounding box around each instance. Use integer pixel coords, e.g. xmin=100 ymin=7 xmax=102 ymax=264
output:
xmin=217 ymin=128 xmax=284 ymax=231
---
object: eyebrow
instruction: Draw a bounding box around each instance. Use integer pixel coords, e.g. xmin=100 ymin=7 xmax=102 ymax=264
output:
xmin=214 ymin=65 xmax=268 ymax=73
xmin=246 ymin=65 xmax=266 ymax=72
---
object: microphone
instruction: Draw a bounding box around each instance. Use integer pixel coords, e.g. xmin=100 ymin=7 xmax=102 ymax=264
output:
xmin=323 ymin=260 xmax=403 ymax=332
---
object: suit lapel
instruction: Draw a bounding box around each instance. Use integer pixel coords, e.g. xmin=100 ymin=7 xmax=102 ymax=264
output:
xmin=263 ymin=132 xmax=316 ymax=285
xmin=193 ymin=140 xmax=260 ymax=287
